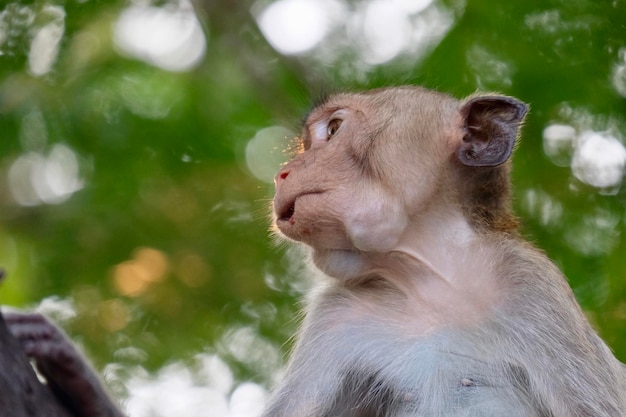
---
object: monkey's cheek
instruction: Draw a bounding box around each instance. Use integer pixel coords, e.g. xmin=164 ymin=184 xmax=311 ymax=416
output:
xmin=346 ymin=202 xmax=408 ymax=252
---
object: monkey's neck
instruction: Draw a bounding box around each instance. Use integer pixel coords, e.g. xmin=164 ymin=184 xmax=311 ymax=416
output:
xmin=313 ymin=209 xmax=499 ymax=299
xmin=385 ymin=210 xmax=484 ymax=288
xmin=359 ymin=213 xmax=502 ymax=323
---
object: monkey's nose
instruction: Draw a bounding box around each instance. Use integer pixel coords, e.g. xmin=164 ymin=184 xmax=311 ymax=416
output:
xmin=275 ymin=169 xmax=290 ymax=184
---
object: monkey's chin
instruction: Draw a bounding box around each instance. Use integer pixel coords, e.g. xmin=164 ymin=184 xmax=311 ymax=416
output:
xmin=277 ymin=222 xmax=353 ymax=252
xmin=273 ymin=217 xmax=304 ymax=242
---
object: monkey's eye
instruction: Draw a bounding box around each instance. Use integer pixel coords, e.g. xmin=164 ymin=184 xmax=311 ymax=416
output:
xmin=326 ymin=119 xmax=342 ymax=140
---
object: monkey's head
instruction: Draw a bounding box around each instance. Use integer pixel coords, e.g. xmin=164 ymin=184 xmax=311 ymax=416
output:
xmin=273 ymin=86 xmax=527 ymax=277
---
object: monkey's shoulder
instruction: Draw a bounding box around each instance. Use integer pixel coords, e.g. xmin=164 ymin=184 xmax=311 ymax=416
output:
xmin=297 ymin=281 xmax=625 ymax=416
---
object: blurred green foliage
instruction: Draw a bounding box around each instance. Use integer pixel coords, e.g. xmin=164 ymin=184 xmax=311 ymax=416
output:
xmin=0 ymin=0 xmax=625 ymax=395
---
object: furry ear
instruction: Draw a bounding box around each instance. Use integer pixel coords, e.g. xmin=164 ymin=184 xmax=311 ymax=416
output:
xmin=457 ymin=95 xmax=528 ymax=167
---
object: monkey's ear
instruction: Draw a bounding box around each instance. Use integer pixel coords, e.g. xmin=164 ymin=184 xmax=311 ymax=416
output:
xmin=457 ymin=95 xmax=528 ymax=167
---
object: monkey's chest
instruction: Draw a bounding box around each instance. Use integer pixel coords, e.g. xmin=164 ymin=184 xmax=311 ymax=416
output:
xmin=393 ymin=350 xmax=537 ymax=416
xmin=331 ymin=336 xmax=541 ymax=417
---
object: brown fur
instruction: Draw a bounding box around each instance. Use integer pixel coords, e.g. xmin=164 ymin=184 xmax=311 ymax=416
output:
xmin=456 ymin=162 xmax=520 ymax=233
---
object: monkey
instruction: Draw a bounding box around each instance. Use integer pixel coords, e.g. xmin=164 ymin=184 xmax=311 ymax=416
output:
xmin=4 ymin=86 xmax=626 ymax=417
xmin=265 ymin=86 xmax=626 ymax=416
xmin=4 ymin=311 xmax=126 ymax=417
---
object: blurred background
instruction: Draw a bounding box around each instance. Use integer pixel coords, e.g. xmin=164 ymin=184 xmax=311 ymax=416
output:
xmin=0 ymin=0 xmax=625 ymax=415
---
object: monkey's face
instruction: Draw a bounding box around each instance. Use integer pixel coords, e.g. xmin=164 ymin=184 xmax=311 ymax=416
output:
xmin=273 ymin=88 xmax=459 ymax=268
xmin=273 ymin=87 xmax=527 ymax=278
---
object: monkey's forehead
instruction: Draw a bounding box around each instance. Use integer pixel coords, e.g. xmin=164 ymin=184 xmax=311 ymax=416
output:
xmin=302 ymin=90 xmax=385 ymax=126
xmin=304 ymin=92 xmax=359 ymax=121
xmin=302 ymin=86 xmax=459 ymax=127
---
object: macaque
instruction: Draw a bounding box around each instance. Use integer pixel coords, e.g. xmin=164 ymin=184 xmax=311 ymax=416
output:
xmin=266 ymin=86 xmax=626 ymax=416
xmin=4 ymin=312 xmax=125 ymax=417
xmin=4 ymin=86 xmax=626 ymax=417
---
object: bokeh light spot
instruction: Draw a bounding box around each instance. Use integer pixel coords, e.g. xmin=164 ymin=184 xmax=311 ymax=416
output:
xmin=28 ymin=5 xmax=65 ymax=76
xmin=357 ymin=0 xmax=411 ymax=64
xmin=256 ymin=0 xmax=331 ymax=55
xmin=572 ymin=131 xmax=626 ymax=190
xmin=543 ymin=123 xmax=576 ymax=167
xmin=8 ymin=144 xmax=84 ymax=206
xmin=612 ymin=48 xmax=626 ymax=97
xmin=246 ymin=126 xmax=294 ymax=183
xmin=113 ymin=247 xmax=170 ymax=297
xmin=113 ymin=1 xmax=206 ymax=72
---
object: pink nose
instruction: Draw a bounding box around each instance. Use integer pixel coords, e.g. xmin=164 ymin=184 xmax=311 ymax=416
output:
xmin=275 ymin=169 xmax=289 ymax=184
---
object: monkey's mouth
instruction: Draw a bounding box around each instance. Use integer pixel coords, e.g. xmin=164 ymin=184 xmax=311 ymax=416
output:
xmin=278 ymin=202 xmax=296 ymax=222
xmin=276 ymin=191 xmax=324 ymax=224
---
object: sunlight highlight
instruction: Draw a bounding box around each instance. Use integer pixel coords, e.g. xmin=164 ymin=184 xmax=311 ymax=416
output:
xmin=542 ymin=123 xmax=577 ymax=167
xmin=571 ymin=131 xmax=626 ymax=189
xmin=254 ymin=0 xmax=452 ymax=70
xmin=113 ymin=247 xmax=170 ymax=297
xmin=8 ymin=144 xmax=84 ymax=206
xmin=28 ymin=5 xmax=65 ymax=76
xmin=612 ymin=48 xmax=626 ymax=97
xmin=113 ymin=1 xmax=206 ymax=72
xmin=356 ymin=0 xmax=412 ymax=64
xmin=255 ymin=0 xmax=333 ymax=55
xmin=245 ymin=126 xmax=294 ymax=183
xmin=122 ymin=353 xmax=268 ymax=417
xmin=544 ymin=114 xmax=626 ymax=192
